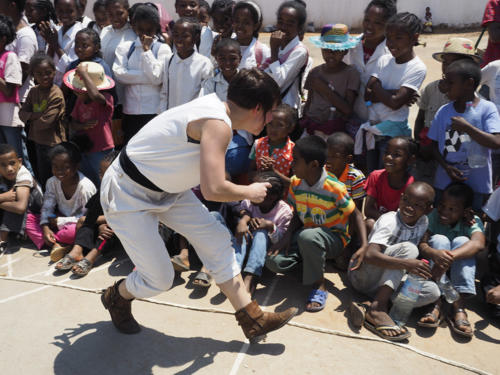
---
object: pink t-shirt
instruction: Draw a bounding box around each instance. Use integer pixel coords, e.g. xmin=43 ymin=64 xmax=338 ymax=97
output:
xmin=71 ymin=92 xmax=114 ymax=153
xmin=365 ymin=169 xmax=414 ymax=213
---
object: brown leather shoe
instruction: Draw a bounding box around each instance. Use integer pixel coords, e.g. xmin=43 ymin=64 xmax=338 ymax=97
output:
xmin=101 ymin=279 xmax=141 ymax=334
xmin=235 ymin=300 xmax=297 ymax=343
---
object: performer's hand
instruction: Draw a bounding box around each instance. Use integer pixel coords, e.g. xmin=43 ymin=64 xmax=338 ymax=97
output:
xmin=247 ymin=182 xmax=271 ymax=203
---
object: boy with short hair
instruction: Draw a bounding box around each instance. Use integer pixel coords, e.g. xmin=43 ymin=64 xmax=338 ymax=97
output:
xmin=0 ymin=143 xmax=42 ymax=252
xmin=326 ymin=132 xmax=366 ymax=210
xmin=348 ymin=182 xmax=440 ymax=342
xmin=266 ymin=135 xmax=367 ymax=313
xmin=418 ymin=182 xmax=485 ymax=337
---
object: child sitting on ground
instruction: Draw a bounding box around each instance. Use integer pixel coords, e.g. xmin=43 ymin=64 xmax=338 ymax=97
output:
xmin=302 ymin=24 xmax=361 ymax=139
xmin=0 ymin=144 xmax=43 ymax=253
xmin=249 ymin=104 xmax=296 ymax=186
xmin=212 ymin=171 xmax=293 ymax=294
xmin=429 ymin=59 xmax=500 ymax=211
xmin=64 ymin=61 xmax=115 ymax=187
xmin=20 ymin=53 xmax=66 ymax=188
xmin=325 ymin=132 xmax=366 ymax=210
xmin=413 ymin=38 xmax=480 ymax=184
xmin=364 ymin=136 xmax=416 ymax=233
xmin=348 ymin=182 xmax=440 ymax=342
xmin=266 ymin=135 xmax=367 ymax=312
xmin=418 ymin=182 xmax=485 ymax=338
xmin=55 ymin=150 xmax=120 ymax=276
xmin=159 ymin=17 xmax=212 ymax=112
xmin=25 ymin=142 xmax=96 ymax=262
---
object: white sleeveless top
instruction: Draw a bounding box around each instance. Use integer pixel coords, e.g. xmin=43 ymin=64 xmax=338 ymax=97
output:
xmin=126 ymin=94 xmax=231 ymax=193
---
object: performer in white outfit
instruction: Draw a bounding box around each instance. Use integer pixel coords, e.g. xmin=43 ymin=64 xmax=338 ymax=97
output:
xmin=100 ymin=69 xmax=297 ymax=342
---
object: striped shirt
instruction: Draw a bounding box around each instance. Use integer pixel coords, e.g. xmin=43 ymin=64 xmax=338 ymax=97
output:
xmin=327 ymin=164 xmax=366 ymax=201
xmin=288 ymin=170 xmax=355 ymax=245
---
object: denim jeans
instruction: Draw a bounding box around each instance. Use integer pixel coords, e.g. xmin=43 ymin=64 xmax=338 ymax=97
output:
xmin=211 ymin=211 xmax=268 ymax=276
xmin=429 ymin=234 xmax=476 ymax=295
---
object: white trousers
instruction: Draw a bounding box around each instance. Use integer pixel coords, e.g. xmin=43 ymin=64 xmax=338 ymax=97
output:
xmin=100 ymin=160 xmax=240 ymax=298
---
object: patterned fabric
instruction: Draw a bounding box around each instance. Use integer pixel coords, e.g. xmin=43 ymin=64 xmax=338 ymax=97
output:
xmin=288 ymin=170 xmax=355 ymax=246
xmin=333 ymin=164 xmax=366 ymax=201
xmin=255 ymin=136 xmax=295 ymax=176
xmin=444 ymin=129 xmax=469 ymax=157
xmin=483 ymin=0 xmax=500 ymax=26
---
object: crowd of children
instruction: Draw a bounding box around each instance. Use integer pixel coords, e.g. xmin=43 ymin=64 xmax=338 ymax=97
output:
xmin=0 ymin=0 xmax=499 ymax=342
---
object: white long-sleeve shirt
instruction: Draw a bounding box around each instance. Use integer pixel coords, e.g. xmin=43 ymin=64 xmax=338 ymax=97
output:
xmin=266 ymin=36 xmax=308 ymax=110
xmin=239 ymin=37 xmax=271 ymax=70
xmin=40 ymin=172 xmax=96 ymax=228
xmin=159 ymin=51 xmax=213 ymax=113
xmin=198 ymin=25 xmax=214 ymax=58
xmin=113 ymin=37 xmax=172 ymax=115
xmin=54 ymin=22 xmax=83 ymax=86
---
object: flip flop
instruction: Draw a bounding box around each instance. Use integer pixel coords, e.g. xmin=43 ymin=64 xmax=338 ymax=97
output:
xmin=417 ymin=305 xmax=442 ymax=328
xmin=364 ymin=319 xmax=411 ymax=342
xmin=447 ymin=308 xmax=473 ymax=338
xmin=72 ymin=258 xmax=93 ymax=277
xmin=193 ymin=271 xmax=212 ymax=288
xmin=348 ymin=301 xmax=369 ymax=328
xmin=171 ymin=255 xmax=190 ymax=272
xmin=305 ymin=289 xmax=328 ymax=312
xmin=55 ymin=254 xmax=78 ymax=271
xmin=50 ymin=246 xmax=71 ymax=262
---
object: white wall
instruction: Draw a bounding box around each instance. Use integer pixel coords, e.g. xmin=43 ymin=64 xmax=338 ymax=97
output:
xmin=84 ymin=0 xmax=489 ymax=29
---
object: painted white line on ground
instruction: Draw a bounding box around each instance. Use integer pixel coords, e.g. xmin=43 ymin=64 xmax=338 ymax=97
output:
xmin=229 ymin=278 xmax=279 ymax=375
xmin=0 ymin=285 xmax=51 ymax=303
xmin=0 ymin=256 xmax=21 ymax=269
xmin=7 ymin=254 xmax=12 ymax=277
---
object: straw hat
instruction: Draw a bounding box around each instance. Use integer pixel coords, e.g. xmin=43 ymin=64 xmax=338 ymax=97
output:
xmin=309 ymin=24 xmax=361 ymax=51
xmin=63 ymin=61 xmax=114 ymax=93
xmin=432 ymin=37 xmax=481 ymax=64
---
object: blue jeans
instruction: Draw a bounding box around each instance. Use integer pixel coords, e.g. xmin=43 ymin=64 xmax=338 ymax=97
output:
xmin=225 ymin=133 xmax=251 ymax=177
xmin=80 ymin=148 xmax=113 ymax=187
xmin=211 ymin=211 xmax=269 ymax=276
xmin=0 ymin=126 xmax=33 ymax=174
xmin=429 ymin=234 xmax=476 ymax=295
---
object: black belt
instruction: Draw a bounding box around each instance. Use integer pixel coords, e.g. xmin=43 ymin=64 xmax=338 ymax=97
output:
xmin=119 ymin=147 xmax=163 ymax=192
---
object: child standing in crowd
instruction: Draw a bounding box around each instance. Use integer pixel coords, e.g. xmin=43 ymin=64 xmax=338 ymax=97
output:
xmin=249 ymin=104 xmax=296 ymax=186
xmin=266 ymin=0 xmax=309 ymax=110
xmin=25 ymin=0 xmax=58 ymax=53
xmin=0 ymin=15 xmax=24 ymax=162
xmin=345 ymin=0 xmax=396 ymax=123
xmin=428 ymin=60 xmax=500 ymax=211
xmin=26 ymin=142 xmax=96 ymax=262
xmin=40 ymin=0 xmax=83 ymax=85
xmin=266 ymin=136 xmax=366 ymax=312
xmin=198 ymin=0 xmax=210 ymax=27
xmin=326 ymin=132 xmax=366 ymax=210
xmin=159 ymin=17 xmax=212 ymax=112
xmin=302 ymin=24 xmax=361 ymax=138
xmin=0 ymin=144 xmax=43 ymax=253
xmin=64 ymin=62 xmax=115 ymax=187
xmin=363 ymin=12 xmax=427 ymax=171
xmin=348 ymin=182 xmax=439 ymax=341
xmin=174 ymin=0 xmax=213 ymax=58
xmin=364 ymin=136 xmax=416 ymax=232
xmin=232 ymin=1 xmax=270 ymax=70
xmin=113 ymin=4 xmax=171 ymax=142
xmin=19 ymin=53 xmax=66 ymax=188
xmin=414 ymin=38 xmax=480 ymax=184
xmin=55 ymin=150 xmax=119 ymax=276
xmin=418 ymin=182 xmax=485 ymax=338
xmin=211 ymin=0 xmax=234 ymax=39
xmin=88 ymin=0 xmax=110 ymax=34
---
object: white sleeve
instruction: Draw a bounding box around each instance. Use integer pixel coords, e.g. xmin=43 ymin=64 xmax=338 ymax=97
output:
xmin=15 ymin=32 xmax=37 ymax=64
xmin=483 ymin=187 xmax=500 ymax=221
xmin=40 ymin=179 xmax=57 ymax=225
xmin=4 ymin=53 xmax=22 ymax=85
xmin=112 ymin=42 xmax=151 ymax=85
xmin=55 ymin=43 xmax=78 ymax=76
xmin=158 ymin=59 xmax=170 ymax=113
xmin=143 ymin=44 xmax=172 ymax=84
xmin=481 ymin=62 xmax=497 ymax=87
xmin=367 ymin=213 xmax=394 ymax=246
xmin=266 ymin=46 xmax=308 ymax=90
xmin=201 ymin=59 xmax=214 ymax=81
xmin=199 ymin=77 xmax=214 ymax=97
xmin=401 ymin=60 xmax=427 ymax=92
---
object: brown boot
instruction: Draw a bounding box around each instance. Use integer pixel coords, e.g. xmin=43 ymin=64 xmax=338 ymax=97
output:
xmin=235 ymin=300 xmax=297 ymax=343
xmin=101 ymin=279 xmax=141 ymax=334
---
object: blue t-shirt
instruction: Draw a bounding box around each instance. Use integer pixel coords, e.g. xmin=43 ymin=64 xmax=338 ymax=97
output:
xmin=428 ymin=99 xmax=500 ymax=194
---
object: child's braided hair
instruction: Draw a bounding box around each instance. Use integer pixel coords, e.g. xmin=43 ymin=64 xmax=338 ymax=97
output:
xmin=0 ymin=15 xmax=17 ymax=45
xmin=386 ymin=12 xmax=423 ymax=46
xmin=33 ymin=0 xmax=58 ymax=23
xmin=364 ymin=0 xmax=397 ymax=20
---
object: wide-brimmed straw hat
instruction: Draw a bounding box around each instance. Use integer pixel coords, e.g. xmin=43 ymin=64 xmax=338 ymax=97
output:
xmin=63 ymin=61 xmax=114 ymax=93
xmin=309 ymin=24 xmax=361 ymax=51
xmin=432 ymin=37 xmax=481 ymax=64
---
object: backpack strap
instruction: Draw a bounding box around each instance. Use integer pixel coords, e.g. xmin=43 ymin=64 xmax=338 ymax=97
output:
xmin=127 ymin=40 xmax=162 ymax=60
xmin=280 ymin=44 xmax=309 ymax=99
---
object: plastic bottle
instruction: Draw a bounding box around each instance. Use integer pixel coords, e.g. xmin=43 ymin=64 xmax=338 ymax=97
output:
xmin=467 ymin=140 xmax=488 ymax=168
xmin=437 ymin=274 xmax=459 ymax=303
xmin=389 ymin=260 xmax=429 ymax=326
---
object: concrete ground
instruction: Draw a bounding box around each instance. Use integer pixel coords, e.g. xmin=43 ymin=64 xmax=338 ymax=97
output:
xmin=1 ymin=31 xmax=499 ymax=375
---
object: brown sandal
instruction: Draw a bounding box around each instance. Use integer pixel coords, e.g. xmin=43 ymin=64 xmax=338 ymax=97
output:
xmin=447 ymin=308 xmax=473 ymax=338
xmin=417 ymin=304 xmax=442 ymax=328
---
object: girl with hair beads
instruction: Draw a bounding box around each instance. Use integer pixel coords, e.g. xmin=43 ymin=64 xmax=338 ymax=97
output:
xmin=265 ymin=0 xmax=309 ymax=111
xmin=25 ymin=142 xmax=96 ymax=261
xmin=40 ymin=0 xmax=83 ymax=86
xmin=345 ymin=0 xmax=396 ymax=122
xmin=24 ymin=0 xmax=58 ymax=53
xmin=363 ymin=12 xmax=427 ymax=171
xmin=113 ymin=4 xmax=171 ymax=143
xmin=232 ymin=1 xmax=270 ymax=70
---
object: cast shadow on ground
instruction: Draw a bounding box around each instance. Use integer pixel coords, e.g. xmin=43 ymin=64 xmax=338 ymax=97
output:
xmin=52 ymin=322 xmax=285 ymax=375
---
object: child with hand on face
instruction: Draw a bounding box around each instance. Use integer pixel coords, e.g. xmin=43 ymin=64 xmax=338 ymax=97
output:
xmin=24 ymin=0 xmax=58 ymax=53
xmin=0 ymin=144 xmax=43 ymax=253
xmin=25 ymin=142 xmax=96 ymax=262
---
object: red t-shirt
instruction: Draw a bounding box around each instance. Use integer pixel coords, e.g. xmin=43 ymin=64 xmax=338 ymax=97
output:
xmin=364 ymin=169 xmax=414 ymax=213
xmin=482 ymin=0 xmax=500 ymax=66
xmin=71 ymin=92 xmax=114 ymax=153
